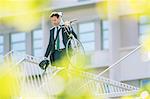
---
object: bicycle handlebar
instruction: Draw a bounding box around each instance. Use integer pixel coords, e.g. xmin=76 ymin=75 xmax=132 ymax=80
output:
xmin=60 ymin=19 xmax=77 ymax=39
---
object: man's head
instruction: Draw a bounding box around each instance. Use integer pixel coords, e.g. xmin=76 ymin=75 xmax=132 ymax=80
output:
xmin=50 ymin=12 xmax=62 ymax=27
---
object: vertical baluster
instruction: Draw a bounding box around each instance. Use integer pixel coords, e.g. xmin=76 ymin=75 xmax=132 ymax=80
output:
xmin=35 ymin=69 xmax=40 ymax=89
xmin=104 ymin=83 xmax=108 ymax=93
xmin=96 ymin=82 xmax=100 ymax=95
xmin=99 ymin=82 xmax=103 ymax=94
xmin=45 ymin=70 xmax=51 ymax=96
xmin=30 ymin=62 xmax=39 ymax=95
xmin=23 ymin=61 xmax=30 ymax=96
xmin=101 ymin=83 xmax=105 ymax=94
xmin=14 ymin=64 xmax=21 ymax=97
xmin=106 ymin=84 xmax=110 ymax=93
xmin=27 ymin=61 xmax=34 ymax=96
xmin=31 ymin=64 xmax=38 ymax=91
xmin=109 ymin=85 xmax=113 ymax=93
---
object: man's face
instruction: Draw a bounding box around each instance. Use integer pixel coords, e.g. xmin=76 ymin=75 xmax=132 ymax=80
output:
xmin=50 ymin=16 xmax=60 ymax=27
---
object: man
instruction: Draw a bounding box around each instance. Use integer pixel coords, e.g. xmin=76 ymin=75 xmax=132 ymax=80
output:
xmin=42 ymin=12 xmax=77 ymax=69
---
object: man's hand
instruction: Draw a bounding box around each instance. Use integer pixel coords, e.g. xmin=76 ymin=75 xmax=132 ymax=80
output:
xmin=39 ymin=59 xmax=50 ymax=70
xmin=64 ymin=19 xmax=77 ymax=27
xmin=64 ymin=20 xmax=71 ymax=27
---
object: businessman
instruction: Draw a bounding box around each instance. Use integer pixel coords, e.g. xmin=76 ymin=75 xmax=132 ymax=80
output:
xmin=42 ymin=12 xmax=77 ymax=69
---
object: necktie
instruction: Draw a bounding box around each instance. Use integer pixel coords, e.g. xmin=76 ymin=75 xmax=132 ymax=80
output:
xmin=56 ymin=27 xmax=60 ymax=50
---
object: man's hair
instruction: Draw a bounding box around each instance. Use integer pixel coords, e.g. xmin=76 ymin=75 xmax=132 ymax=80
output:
xmin=50 ymin=13 xmax=60 ymax=18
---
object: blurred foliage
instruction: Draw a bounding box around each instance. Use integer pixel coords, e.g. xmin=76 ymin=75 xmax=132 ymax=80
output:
xmin=0 ymin=0 xmax=51 ymax=31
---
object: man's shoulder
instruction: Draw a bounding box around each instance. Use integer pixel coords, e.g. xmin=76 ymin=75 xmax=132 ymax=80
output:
xmin=50 ymin=27 xmax=55 ymax=31
xmin=49 ymin=27 xmax=55 ymax=34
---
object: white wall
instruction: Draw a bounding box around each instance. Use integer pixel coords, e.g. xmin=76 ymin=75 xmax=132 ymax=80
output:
xmin=120 ymin=15 xmax=139 ymax=47
xmin=119 ymin=47 xmax=150 ymax=81
xmin=91 ymin=51 xmax=110 ymax=68
xmin=51 ymin=0 xmax=102 ymax=9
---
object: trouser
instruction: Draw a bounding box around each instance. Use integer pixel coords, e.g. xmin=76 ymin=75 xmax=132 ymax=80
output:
xmin=50 ymin=48 xmax=71 ymax=81
xmin=50 ymin=48 xmax=70 ymax=67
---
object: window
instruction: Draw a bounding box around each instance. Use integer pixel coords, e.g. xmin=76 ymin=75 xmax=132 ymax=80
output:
xmin=141 ymin=79 xmax=150 ymax=86
xmin=101 ymin=20 xmax=109 ymax=50
xmin=139 ymin=15 xmax=150 ymax=41
xmin=78 ymin=22 xmax=95 ymax=52
xmin=0 ymin=35 xmax=4 ymax=61
xmin=32 ymin=29 xmax=43 ymax=57
xmin=11 ymin=32 xmax=26 ymax=54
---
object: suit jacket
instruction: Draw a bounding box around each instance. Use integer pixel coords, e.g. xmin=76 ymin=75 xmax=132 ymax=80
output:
xmin=44 ymin=26 xmax=77 ymax=60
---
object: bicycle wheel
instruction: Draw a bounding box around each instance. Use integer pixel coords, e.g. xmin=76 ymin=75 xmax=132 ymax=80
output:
xmin=66 ymin=38 xmax=85 ymax=68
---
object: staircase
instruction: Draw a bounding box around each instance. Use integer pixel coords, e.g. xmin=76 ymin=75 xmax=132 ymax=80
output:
xmin=0 ymin=51 xmax=139 ymax=98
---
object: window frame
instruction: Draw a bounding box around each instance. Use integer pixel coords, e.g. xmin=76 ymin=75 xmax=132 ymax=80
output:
xmin=32 ymin=28 xmax=43 ymax=57
xmin=0 ymin=34 xmax=4 ymax=55
xmin=101 ymin=19 xmax=109 ymax=50
xmin=10 ymin=32 xmax=26 ymax=53
xmin=77 ymin=20 xmax=96 ymax=52
xmin=138 ymin=15 xmax=150 ymax=41
xmin=140 ymin=78 xmax=150 ymax=87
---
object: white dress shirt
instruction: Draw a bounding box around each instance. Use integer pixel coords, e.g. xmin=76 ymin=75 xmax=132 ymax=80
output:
xmin=54 ymin=26 xmax=65 ymax=49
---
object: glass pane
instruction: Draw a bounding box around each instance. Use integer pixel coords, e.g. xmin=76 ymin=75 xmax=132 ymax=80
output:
xmin=11 ymin=32 xmax=26 ymax=42
xmin=102 ymin=20 xmax=109 ymax=30
xmin=0 ymin=45 xmax=3 ymax=54
xmin=139 ymin=24 xmax=150 ymax=35
xmin=140 ymin=35 xmax=147 ymax=42
xmin=79 ymin=32 xmax=95 ymax=42
xmin=34 ymin=48 xmax=43 ymax=57
xmin=103 ymin=30 xmax=109 ymax=40
xmin=82 ymin=42 xmax=95 ymax=51
xmin=139 ymin=16 xmax=150 ymax=24
xmin=0 ymin=36 xmax=4 ymax=44
xmin=142 ymin=79 xmax=150 ymax=86
xmin=33 ymin=40 xmax=43 ymax=48
xmin=33 ymin=29 xmax=43 ymax=56
xmin=12 ymin=42 xmax=26 ymax=51
xmin=33 ymin=29 xmax=43 ymax=39
xmin=103 ymin=40 xmax=109 ymax=50
xmin=18 ymin=51 xmax=26 ymax=55
xmin=79 ymin=22 xmax=95 ymax=33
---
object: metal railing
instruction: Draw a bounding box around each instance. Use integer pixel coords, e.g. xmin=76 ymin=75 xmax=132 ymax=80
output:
xmin=0 ymin=51 xmax=140 ymax=98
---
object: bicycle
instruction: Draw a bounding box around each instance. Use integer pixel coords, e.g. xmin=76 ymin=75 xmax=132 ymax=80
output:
xmin=61 ymin=19 xmax=86 ymax=69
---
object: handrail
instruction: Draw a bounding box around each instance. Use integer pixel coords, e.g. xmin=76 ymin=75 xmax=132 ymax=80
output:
xmin=97 ymin=45 xmax=142 ymax=77
xmin=77 ymin=45 xmax=142 ymax=93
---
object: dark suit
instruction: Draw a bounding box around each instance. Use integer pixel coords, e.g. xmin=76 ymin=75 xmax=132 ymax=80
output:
xmin=44 ymin=25 xmax=77 ymax=67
